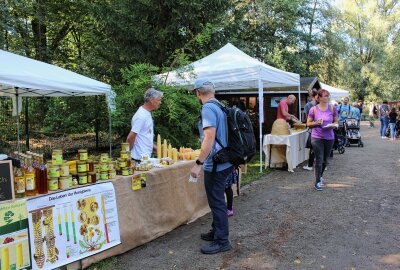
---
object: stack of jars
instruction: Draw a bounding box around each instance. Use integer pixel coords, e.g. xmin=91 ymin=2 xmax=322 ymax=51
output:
xmin=98 ymin=153 xmax=117 ymax=180
xmin=48 ymin=149 xmax=73 ymax=190
xmin=116 ymin=144 xmax=134 ymax=176
xmin=75 ymin=149 xmax=97 ymax=185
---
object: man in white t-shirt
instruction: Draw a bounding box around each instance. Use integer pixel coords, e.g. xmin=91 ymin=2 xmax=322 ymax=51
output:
xmin=127 ymin=88 xmax=163 ymax=161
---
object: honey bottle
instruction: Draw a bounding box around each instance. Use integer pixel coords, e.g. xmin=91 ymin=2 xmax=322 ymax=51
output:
xmin=25 ymin=155 xmax=37 ymax=196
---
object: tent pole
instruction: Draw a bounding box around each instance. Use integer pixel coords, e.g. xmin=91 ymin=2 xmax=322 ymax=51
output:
xmin=25 ymin=97 xmax=29 ymax=150
xmin=109 ymin=107 xmax=112 ymax=158
xmin=298 ymin=84 xmax=301 ymax=121
xmin=258 ymin=79 xmax=263 ymax=173
xmin=15 ymin=88 xmax=21 ymax=155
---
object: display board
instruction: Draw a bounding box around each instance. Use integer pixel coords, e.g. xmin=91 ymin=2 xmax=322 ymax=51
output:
xmin=26 ymin=182 xmax=121 ymax=270
xmin=0 ymin=160 xmax=14 ymax=202
xmin=0 ymin=200 xmax=31 ymax=270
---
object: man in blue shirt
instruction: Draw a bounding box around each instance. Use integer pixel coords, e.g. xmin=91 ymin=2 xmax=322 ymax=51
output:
xmin=190 ymin=78 xmax=233 ymax=254
xmin=350 ymin=102 xmax=361 ymax=126
xmin=337 ymin=97 xmax=352 ymax=125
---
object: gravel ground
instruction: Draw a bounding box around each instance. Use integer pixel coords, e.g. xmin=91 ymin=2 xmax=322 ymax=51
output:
xmin=107 ymin=122 xmax=400 ymax=270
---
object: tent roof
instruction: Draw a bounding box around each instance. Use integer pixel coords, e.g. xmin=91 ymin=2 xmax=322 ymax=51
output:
xmin=320 ymin=82 xmax=349 ymax=100
xmin=155 ymin=43 xmax=299 ymax=91
xmin=0 ymin=49 xmax=113 ymax=98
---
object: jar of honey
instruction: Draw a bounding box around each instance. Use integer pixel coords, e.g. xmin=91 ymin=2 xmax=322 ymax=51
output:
xmin=48 ymin=178 xmax=59 ymax=191
xmin=88 ymin=171 xmax=97 ymax=183
xmin=77 ymin=161 xmax=87 ymax=173
xmin=78 ymin=173 xmax=88 ymax=185
xmin=49 ymin=165 xmax=61 ymax=177
xmin=52 ymin=149 xmax=63 ymax=165
xmin=100 ymin=153 xmax=109 ymax=163
xmin=59 ymin=176 xmax=70 ymax=190
xmin=60 ymin=163 xmax=70 ymax=176
xmin=78 ymin=149 xmax=88 ymax=161
xmin=100 ymin=171 xmax=108 ymax=180
xmin=121 ymin=142 xmax=130 ymax=152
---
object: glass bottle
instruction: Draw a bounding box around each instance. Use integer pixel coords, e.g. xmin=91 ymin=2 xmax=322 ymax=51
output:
xmin=25 ymin=155 xmax=37 ymax=196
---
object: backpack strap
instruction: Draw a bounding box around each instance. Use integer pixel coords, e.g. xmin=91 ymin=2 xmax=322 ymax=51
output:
xmin=204 ymin=100 xmax=228 ymax=148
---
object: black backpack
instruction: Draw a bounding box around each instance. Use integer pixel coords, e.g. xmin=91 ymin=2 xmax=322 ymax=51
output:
xmin=205 ymin=100 xmax=257 ymax=167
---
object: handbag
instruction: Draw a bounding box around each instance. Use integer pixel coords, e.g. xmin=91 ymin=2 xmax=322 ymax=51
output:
xmin=305 ymin=133 xmax=312 ymax=148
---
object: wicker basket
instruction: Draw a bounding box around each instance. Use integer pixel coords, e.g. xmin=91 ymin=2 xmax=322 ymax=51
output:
xmin=271 ymin=119 xmax=290 ymax=135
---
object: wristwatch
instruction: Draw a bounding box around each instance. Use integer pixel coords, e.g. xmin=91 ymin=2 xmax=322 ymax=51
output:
xmin=195 ymin=159 xmax=204 ymax=165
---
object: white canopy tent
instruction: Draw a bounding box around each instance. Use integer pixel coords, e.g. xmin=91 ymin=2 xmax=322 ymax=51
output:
xmin=320 ymin=82 xmax=349 ymax=101
xmin=155 ymin=43 xmax=300 ymax=172
xmin=0 ymin=49 xmax=116 ymax=155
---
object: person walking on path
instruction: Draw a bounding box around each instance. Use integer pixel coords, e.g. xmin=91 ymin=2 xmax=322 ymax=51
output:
xmin=368 ymin=101 xmax=376 ymax=128
xmin=306 ymin=89 xmax=338 ymax=191
xmin=351 ymin=102 xmax=361 ymax=126
xmin=303 ymin=88 xmax=318 ymax=171
xmin=388 ymin=107 xmax=398 ymax=141
xmin=190 ymin=78 xmax=233 ymax=254
xmin=225 ymin=167 xmax=238 ymax=217
xmin=127 ymin=88 xmax=163 ymax=162
xmin=379 ymin=101 xmax=390 ymax=139
xmin=337 ymin=97 xmax=351 ymax=125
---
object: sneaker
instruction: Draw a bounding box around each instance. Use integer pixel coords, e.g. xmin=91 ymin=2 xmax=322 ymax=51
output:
xmin=320 ymin=177 xmax=325 ymax=186
xmin=227 ymin=209 xmax=234 ymax=217
xmin=303 ymin=165 xmax=313 ymax=171
xmin=201 ymin=241 xmax=232 ymax=254
xmin=314 ymin=182 xmax=323 ymax=191
xmin=200 ymin=230 xmax=214 ymax=241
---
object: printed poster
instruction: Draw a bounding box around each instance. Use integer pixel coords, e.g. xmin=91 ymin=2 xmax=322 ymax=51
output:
xmin=0 ymin=200 xmax=31 ymax=270
xmin=26 ymin=182 xmax=121 ymax=270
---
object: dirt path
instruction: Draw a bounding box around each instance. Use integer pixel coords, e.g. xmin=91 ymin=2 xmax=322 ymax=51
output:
xmin=109 ymin=123 xmax=400 ymax=270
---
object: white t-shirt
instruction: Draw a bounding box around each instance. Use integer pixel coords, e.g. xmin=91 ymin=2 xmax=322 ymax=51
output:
xmin=130 ymin=106 xmax=154 ymax=160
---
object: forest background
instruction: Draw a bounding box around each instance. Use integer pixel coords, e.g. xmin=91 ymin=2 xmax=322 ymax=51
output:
xmin=1 ymin=0 xmax=399 ymax=149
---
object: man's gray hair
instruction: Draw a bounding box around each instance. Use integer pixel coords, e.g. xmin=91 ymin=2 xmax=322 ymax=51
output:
xmin=144 ymin=88 xmax=163 ymax=103
xmin=196 ymin=81 xmax=215 ymax=94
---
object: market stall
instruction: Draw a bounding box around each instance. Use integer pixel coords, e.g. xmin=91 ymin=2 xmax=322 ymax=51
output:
xmin=0 ymin=49 xmax=116 ymax=155
xmin=263 ymin=130 xmax=309 ymax=172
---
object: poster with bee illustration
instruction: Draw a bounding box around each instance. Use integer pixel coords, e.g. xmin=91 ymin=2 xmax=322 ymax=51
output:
xmin=26 ymin=182 xmax=121 ymax=270
xmin=0 ymin=200 xmax=31 ymax=270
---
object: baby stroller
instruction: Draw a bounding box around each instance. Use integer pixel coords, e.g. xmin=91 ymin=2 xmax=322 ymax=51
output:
xmin=333 ymin=128 xmax=345 ymax=154
xmin=385 ymin=119 xmax=400 ymax=138
xmin=344 ymin=118 xmax=364 ymax=147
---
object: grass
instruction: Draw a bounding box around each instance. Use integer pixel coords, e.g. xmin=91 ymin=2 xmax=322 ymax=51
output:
xmin=241 ymin=152 xmax=272 ymax=186
xmin=87 ymin=257 xmax=118 ymax=270
xmin=86 ymin=152 xmax=272 ymax=270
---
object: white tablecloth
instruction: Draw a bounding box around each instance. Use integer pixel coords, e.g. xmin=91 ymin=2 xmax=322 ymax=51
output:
xmin=263 ymin=130 xmax=309 ymax=172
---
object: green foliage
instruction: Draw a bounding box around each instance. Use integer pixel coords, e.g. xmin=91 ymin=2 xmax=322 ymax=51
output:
xmin=113 ymin=63 xmax=201 ymax=148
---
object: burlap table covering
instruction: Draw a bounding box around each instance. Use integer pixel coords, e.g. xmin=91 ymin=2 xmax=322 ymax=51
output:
xmin=80 ymin=160 xmax=210 ymax=269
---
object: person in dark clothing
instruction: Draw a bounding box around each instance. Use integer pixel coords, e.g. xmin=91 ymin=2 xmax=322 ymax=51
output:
xmin=388 ymin=107 xmax=398 ymax=141
xmin=303 ymin=88 xmax=318 ymax=171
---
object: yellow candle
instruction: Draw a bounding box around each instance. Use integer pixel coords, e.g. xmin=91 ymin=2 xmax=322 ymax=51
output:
xmin=1 ymin=247 xmax=10 ymax=270
xmin=163 ymin=140 xmax=168 ymax=158
xmin=17 ymin=243 xmax=23 ymax=268
xmin=71 ymin=211 xmax=75 ymax=222
xmin=168 ymin=144 xmax=172 ymax=158
xmin=172 ymin=148 xmax=178 ymax=161
xmin=157 ymin=134 xmax=161 ymax=159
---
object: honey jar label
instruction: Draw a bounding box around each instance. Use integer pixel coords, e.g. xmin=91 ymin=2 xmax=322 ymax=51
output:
xmin=132 ymin=175 xmax=141 ymax=191
xmin=15 ymin=177 xmax=25 ymax=193
xmin=79 ymin=152 xmax=88 ymax=160
xmin=25 ymin=176 xmax=35 ymax=190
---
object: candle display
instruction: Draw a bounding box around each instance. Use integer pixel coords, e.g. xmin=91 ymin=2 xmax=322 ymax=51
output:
xmin=157 ymin=134 xmax=162 ymax=159
xmin=163 ymin=139 xmax=168 ymax=158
